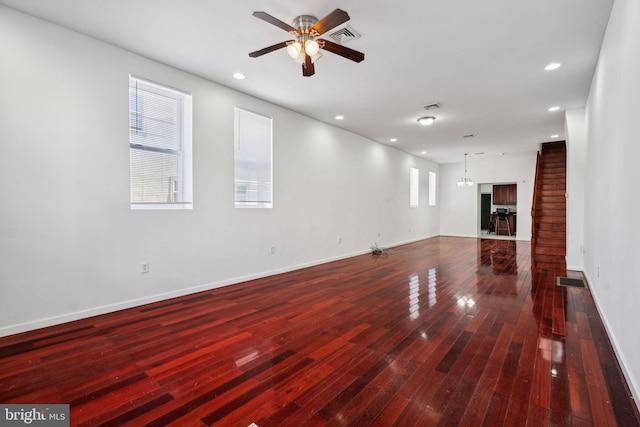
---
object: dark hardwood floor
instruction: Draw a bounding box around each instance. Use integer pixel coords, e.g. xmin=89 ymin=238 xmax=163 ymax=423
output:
xmin=1 ymin=237 xmax=638 ymax=426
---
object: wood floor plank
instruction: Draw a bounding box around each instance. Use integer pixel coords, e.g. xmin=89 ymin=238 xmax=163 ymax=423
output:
xmin=0 ymin=237 xmax=638 ymax=426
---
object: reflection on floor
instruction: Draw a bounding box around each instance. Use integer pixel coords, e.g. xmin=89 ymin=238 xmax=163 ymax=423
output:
xmin=0 ymin=237 xmax=638 ymax=426
xmin=481 ymin=229 xmax=516 ymax=241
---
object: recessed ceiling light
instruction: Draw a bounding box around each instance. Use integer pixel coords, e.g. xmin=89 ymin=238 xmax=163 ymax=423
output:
xmin=548 ymin=106 xmax=560 ymax=112
xmin=233 ymin=72 xmax=245 ymax=80
xmin=389 ymin=138 xmax=397 ymax=142
xmin=421 ymin=151 xmax=427 ymax=154
xmin=551 ymin=134 xmax=560 ymax=138
xmin=544 ymin=63 xmax=561 ymax=71
xmin=335 ymin=115 xmax=344 ymax=120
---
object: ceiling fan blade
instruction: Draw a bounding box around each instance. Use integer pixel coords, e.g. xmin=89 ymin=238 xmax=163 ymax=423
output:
xmin=311 ymin=9 xmax=350 ymax=36
xmin=252 ymin=11 xmax=298 ymax=34
xmin=319 ymin=39 xmax=365 ymax=63
xmin=302 ymin=55 xmax=315 ymax=77
xmin=249 ymin=41 xmax=291 ymax=58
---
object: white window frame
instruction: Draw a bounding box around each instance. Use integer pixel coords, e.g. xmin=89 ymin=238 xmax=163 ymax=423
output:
xmin=410 ymin=167 xmax=419 ymax=208
xmin=234 ymin=107 xmax=273 ymax=208
xmin=429 ymin=171 xmax=437 ymax=206
xmin=129 ymin=75 xmax=192 ymax=210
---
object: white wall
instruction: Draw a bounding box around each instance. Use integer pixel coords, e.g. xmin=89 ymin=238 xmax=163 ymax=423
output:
xmin=583 ymin=0 xmax=640 ymax=403
xmin=439 ymin=154 xmax=536 ymax=240
xmin=565 ymin=108 xmax=587 ymax=270
xmin=0 ymin=7 xmax=440 ymax=336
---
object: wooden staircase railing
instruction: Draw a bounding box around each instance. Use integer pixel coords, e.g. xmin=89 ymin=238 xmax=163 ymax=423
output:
xmin=531 ymin=150 xmax=541 ymax=247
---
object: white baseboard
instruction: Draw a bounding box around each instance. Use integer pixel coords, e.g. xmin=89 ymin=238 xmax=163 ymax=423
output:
xmin=582 ymin=269 xmax=640 ymax=414
xmin=0 ymin=234 xmax=439 ymax=338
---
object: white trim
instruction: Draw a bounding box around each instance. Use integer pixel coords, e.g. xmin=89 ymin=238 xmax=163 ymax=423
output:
xmin=584 ymin=270 xmax=640 ymax=412
xmin=0 ymin=234 xmax=439 ymax=338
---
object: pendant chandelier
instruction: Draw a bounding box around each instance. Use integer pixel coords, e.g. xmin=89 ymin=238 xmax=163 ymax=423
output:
xmin=457 ymin=153 xmax=474 ymax=186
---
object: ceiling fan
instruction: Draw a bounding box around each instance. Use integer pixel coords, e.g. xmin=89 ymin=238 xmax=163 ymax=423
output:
xmin=248 ymin=8 xmax=365 ymax=77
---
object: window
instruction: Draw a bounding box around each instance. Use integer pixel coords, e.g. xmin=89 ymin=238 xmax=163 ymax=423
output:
xmin=410 ymin=167 xmax=419 ymax=207
xmin=234 ymin=107 xmax=273 ymax=208
xmin=429 ymin=171 xmax=437 ymax=206
xmin=129 ymin=76 xmax=192 ymax=209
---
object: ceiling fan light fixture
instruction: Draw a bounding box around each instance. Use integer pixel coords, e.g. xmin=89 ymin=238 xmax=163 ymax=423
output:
xmin=305 ymin=40 xmax=320 ymax=56
xmin=293 ymin=50 xmax=306 ymax=64
xmin=287 ymin=42 xmax=302 ymax=59
xmin=309 ymin=51 xmax=322 ymax=63
xmin=418 ymin=116 xmax=436 ymax=126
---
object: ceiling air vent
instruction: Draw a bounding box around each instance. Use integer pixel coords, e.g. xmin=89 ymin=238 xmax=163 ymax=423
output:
xmin=328 ymin=25 xmax=361 ymax=44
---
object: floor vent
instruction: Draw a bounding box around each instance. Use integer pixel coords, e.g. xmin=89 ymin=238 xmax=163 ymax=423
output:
xmin=556 ymin=277 xmax=587 ymax=288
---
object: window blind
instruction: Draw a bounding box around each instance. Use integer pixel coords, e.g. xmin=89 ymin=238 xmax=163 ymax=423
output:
xmin=129 ymin=76 xmax=192 ymax=207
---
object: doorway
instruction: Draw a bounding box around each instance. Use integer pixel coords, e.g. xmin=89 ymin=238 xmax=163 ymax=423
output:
xmin=478 ymin=183 xmax=517 ymax=240
xmin=481 ymin=193 xmax=491 ymax=230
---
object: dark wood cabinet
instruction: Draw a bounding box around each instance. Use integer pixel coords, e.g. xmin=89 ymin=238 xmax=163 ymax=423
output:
xmin=493 ymin=184 xmax=517 ymax=205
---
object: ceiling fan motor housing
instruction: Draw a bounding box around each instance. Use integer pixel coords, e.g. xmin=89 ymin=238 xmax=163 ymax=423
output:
xmin=292 ymin=15 xmax=318 ymax=34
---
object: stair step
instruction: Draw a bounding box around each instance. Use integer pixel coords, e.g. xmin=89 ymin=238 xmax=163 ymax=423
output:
xmin=535 ymin=238 xmax=565 ymax=247
xmin=539 ymin=172 xmax=566 ymax=179
xmin=538 ymin=182 xmax=566 ymax=189
xmin=535 ymin=202 xmax=566 ymax=210
xmin=540 ymin=183 xmax=566 ymax=190
xmin=541 ymin=158 xmax=566 ymax=164
xmin=541 ymin=142 xmax=566 ymax=153
xmin=541 ymin=155 xmax=566 ymax=161
xmin=536 ymin=209 xmax=566 ymax=217
xmin=534 ymin=246 xmax=566 ymax=256
xmin=535 ymin=217 xmax=566 ymax=225
xmin=536 ymin=230 xmax=566 ymax=240
xmin=536 ymin=223 xmax=566 ymax=232
xmin=541 ymin=147 xmax=566 ymax=154
xmin=538 ymin=189 xmax=566 ymax=197
xmin=536 ymin=195 xmax=566 ymax=203
xmin=539 ymin=182 xmax=566 ymax=188
xmin=542 ymin=150 xmax=566 ymax=155
xmin=541 ymin=167 xmax=566 ymax=173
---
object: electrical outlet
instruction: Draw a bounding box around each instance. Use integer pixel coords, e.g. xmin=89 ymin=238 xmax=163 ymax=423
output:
xmin=142 ymin=262 xmax=149 ymax=274
xmin=270 ymin=246 xmax=275 ymax=254
xmin=338 ymin=237 xmax=342 ymax=244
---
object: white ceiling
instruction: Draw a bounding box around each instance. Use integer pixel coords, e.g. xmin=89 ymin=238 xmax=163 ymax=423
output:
xmin=1 ymin=0 xmax=613 ymax=164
